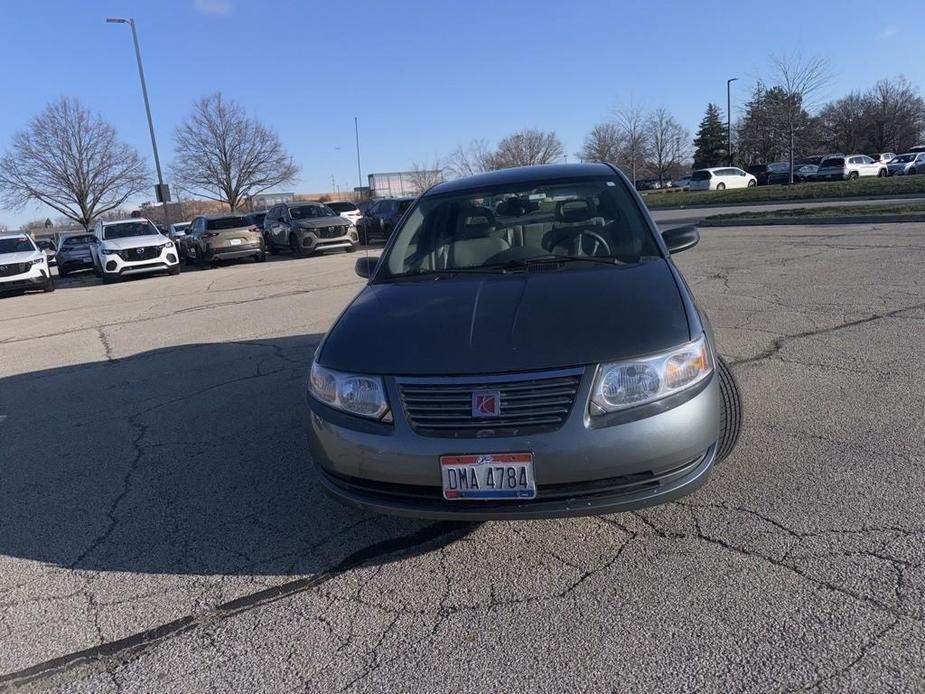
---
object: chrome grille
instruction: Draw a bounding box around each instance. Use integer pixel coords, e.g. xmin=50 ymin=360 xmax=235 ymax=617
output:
xmin=318 ymin=225 xmax=346 ymax=239
xmin=399 ymin=369 xmax=583 ymax=438
xmin=0 ymin=263 xmax=28 ymax=277
xmin=119 ymin=246 xmax=160 ymax=261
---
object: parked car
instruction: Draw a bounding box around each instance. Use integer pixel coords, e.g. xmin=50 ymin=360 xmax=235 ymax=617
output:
xmin=886 ymin=152 xmax=925 ymax=176
xmin=262 ymin=202 xmax=358 ymax=257
xmin=867 ymin=152 xmax=896 ymax=164
xmin=797 ymin=153 xmax=843 ymax=167
xmin=0 ymin=232 xmax=54 ymax=294
xmin=182 ymin=214 xmax=265 ymax=266
xmin=635 ymin=178 xmax=662 ymax=191
xmin=672 ymin=176 xmax=691 ymax=189
xmin=90 ymin=218 xmax=180 ymax=284
xmin=746 ymin=162 xmax=789 ymax=186
xmin=56 ymin=233 xmax=97 ymax=277
xmin=355 ymin=197 xmax=415 ymax=243
xmin=325 ymin=201 xmax=363 ymax=226
xmin=767 ymin=164 xmax=818 ymax=185
xmin=34 ymin=238 xmax=57 ymax=266
xmin=908 ymin=145 xmax=925 ymax=153
xmin=814 ymin=155 xmax=887 ymax=181
xmin=306 ymin=163 xmax=741 ymax=519
xmin=168 ymin=222 xmax=191 ymax=247
xmin=688 ymin=167 xmax=757 ymax=191
xmin=246 ymin=212 xmax=267 ymax=230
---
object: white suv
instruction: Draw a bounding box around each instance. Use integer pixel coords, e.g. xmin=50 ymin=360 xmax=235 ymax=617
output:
xmin=91 ymin=218 xmax=180 ymax=284
xmin=324 ymin=201 xmax=363 ymax=225
xmin=815 ymin=155 xmax=887 ymax=181
xmin=0 ymin=232 xmax=54 ymax=294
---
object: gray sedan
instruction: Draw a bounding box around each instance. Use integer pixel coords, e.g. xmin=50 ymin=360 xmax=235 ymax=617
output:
xmin=306 ymin=163 xmax=741 ymax=520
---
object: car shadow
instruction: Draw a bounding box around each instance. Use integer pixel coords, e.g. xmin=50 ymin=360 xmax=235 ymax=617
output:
xmin=0 ymin=335 xmax=474 ymax=576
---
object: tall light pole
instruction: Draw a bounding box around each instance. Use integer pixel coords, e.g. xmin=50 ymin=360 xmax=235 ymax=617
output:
xmin=106 ymin=17 xmax=170 ymax=226
xmin=726 ymin=77 xmax=738 ymax=166
xmin=354 ymin=116 xmax=363 ymax=192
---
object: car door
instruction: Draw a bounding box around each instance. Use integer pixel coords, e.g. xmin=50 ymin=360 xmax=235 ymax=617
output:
xmin=915 ymin=154 xmax=925 ymax=173
xmin=857 ymin=155 xmax=875 ymax=176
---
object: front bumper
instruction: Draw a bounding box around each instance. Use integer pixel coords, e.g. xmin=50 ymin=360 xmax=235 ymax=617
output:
xmin=307 ymin=372 xmax=721 ymax=520
xmin=301 ymin=228 xmax=359 ymax=253
xmin=0 ymin=265 xmax=51 ymax=291
xmin=100 ymin=249 xmax=178 ymax=277
xmin=58 ymin=256 xmax=94 ymax=272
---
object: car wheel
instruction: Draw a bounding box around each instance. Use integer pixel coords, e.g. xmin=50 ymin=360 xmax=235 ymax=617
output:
xmin=43 ymin=276 xmax=55 ymax=293
xmin=346 ymin=244 xmax=357 ymax=253
xmin=289 ymin=233 xmax=305 ymax=258
xmin=267 ymin=236 xmax=280 ymax=255
xmin=168 ymin=264 xmax=181 ymax=276
xmin=716 ymin=182 xmax=726 ymax=191
xmin=254 ymin=251 xmax=266 ymax=263
xmin=101 ymin=273 xmax=119 ymax=285
xmin=747 ymin=179 xmax=756 ymax=187
xmin=848 ymin=171 xmax=859 ymax=180
xmin=58 ymin=267 xmax=68 ymax=278
xmin=877 ymin=168 xmax=887 ymax=177
xmin=910 ymin=168 xmax=917 ymax=176
xmin=715 ymin=357 xmax=743 ymax=464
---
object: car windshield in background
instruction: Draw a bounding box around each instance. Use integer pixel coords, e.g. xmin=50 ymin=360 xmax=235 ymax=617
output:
xmin=62 ymin=234 xmax=95 ymax=246
xmin=326 ymin=202 xmax=358 ymax=213
xmin=102 ymin=222 xmax=159 ymax=240
xmin=174 ymin=224 xmax=191 ymax=232
xmin=379 ymin=177 xmax=660 ymax=279
xmin=767 ymin=162 xmax=790 ymax=172
xmin=290 ymin=205 xmax=337 ymax=220
xmin=36 ymin=239 xmax=55 ymax=250
xmin=691 ymin=170 xmax=712 ymax=180
xmin=398 ymin=199 xmax=414 ymax=213
xmin=0 ymin=237 xmax=35 ymax=253
xmin=820 ymin=158 xmax=845 ymax=167
xmin=206 ymin=216 xmax=249 ymax=231
xmin=892 ymin=154 xmax=915 ymax=163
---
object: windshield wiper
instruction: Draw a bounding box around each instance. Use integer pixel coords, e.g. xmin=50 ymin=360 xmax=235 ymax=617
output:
xmin=488 ymin=255 xmax=619 ymax=272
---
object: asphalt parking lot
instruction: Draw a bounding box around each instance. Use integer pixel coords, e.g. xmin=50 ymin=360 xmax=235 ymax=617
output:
xmin=1 ymin=223 xmax=924 ymax=693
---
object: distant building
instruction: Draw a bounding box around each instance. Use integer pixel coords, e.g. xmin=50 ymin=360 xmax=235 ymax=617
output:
xmin=368 ymin=171 xmax=442 ymax=198
xmin=247 ymin=192 xmax=295 ymax=210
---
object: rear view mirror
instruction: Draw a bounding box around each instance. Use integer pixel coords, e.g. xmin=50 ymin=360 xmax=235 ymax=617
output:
xmin=355 ymin=256 xmax=379 ymax=279
xmin=661 ymin=224 xmax=700 ymax=254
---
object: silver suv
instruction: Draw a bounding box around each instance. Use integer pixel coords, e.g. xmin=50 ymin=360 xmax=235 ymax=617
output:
xmin=263 ymin=202 xmax=358 ymax=257
xmin=887 ymin=152 xmax=925 ymax=176
xmin=815 ymin=155 xmax=887 ymax=181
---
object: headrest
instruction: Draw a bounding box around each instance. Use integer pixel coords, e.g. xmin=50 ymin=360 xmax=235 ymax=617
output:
xmin=555 ymin=199 xmax=594 ymax=223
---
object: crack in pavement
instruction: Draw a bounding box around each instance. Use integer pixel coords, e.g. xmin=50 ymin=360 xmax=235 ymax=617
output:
xmin=0 ymin=522 xmax=473 ymax=690
xmin=729 ymin=301 xmax=925 ymax=367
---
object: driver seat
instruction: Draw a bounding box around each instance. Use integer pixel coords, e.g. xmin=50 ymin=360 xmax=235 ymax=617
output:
xmin=542 ymin=199 xmax=603 ymax=255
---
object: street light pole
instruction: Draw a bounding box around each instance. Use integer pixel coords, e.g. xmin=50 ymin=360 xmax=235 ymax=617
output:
xmin=726 ymin=77 xmax=738 ymax=167
xmin=107 ymin=17 xmax=170 ymax=227
xmin=354 ymin=116 xmax=363 ymax=192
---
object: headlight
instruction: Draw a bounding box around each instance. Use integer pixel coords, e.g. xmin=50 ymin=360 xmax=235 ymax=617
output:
xmin=101 ymin=247 xmax=120 ymax=255
xmin=309 ymin=362 xmax=390 ymax=420
xmin=31 ymin=256 xmax=46 ymax=265
xmin=590 ymin=334 xmax=712 ymax=415
xmin=159 ymin=241 xmax=173 ymax=249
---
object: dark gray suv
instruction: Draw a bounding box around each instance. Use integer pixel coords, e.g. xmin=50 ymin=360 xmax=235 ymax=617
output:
xmin=306 ymin=163 xmax=741 ymax=520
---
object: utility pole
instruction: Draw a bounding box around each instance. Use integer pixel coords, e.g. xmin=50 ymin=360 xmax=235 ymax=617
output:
xmin=107 ymin=17 xmax=171 ymax=228
xmin=354 ymin=117 xmax=363 ymax=191
xmin=727 ymin=77 xmax=738 ymax=167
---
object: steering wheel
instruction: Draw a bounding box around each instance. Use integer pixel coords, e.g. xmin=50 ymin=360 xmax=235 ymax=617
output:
xmin=545 ymin=228 xmax=612 ymax=257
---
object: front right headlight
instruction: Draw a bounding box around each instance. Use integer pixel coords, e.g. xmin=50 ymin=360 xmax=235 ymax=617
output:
xmin=309 ymin=362 xmax=390 ymax=420
xmin=590 ymin=334 xmax=713 ymax=415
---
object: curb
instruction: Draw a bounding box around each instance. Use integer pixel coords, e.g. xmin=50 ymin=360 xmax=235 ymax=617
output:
xmin=646 ymin=192 xmax=925 ymax=212
xmin=700 ymin=214 xmax=925 ymax=227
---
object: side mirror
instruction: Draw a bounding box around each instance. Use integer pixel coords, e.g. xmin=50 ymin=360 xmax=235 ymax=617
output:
xmin=661 ymin=224 xmax=700 ymax=254
xmin=354 ymin=256 xmax=379 ymax=279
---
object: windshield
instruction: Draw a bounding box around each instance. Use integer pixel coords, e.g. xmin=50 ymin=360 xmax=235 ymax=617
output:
xmin=0 ymin=236 xmax=36 ymax=254
xmin=36 ymin=239 xmax=56 ymax=250
xmin=326 ymin=202 xmax=358 ymax=213
xmin=892 ymin=154 xmax=915 ymax=163
xmin=379 ymin=177 xmax=660 ymax=279
xmin=172 ymin=223 xmax=191 ymax=233
xmin=691 ymin=170 xmax=712 ymax=180
xmin=102 ymin=221 xmax=159 ymax=240
xmin=767 ymin=162 xmax=790 ymax=172
xmin=62 ymin=234 xmax=95 ymax=247
xmin=206 ymin=216 xmax=249 ymax=231
xmin=290 ymin=204 xmax=337 ymax=220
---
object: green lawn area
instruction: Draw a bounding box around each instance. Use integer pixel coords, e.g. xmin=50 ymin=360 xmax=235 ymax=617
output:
xmin=706 ymin=202 xmax=925 ymax=222
xmin=643 ymin=176 xmax=925 ymax=209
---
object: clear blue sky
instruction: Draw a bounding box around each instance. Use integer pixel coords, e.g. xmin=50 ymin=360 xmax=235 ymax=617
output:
xmin=2 ymin=0 xmax=923 ymax=227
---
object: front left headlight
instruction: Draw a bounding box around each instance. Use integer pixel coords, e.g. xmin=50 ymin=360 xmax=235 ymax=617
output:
xmin=309 ymin=362 xmax=390 ymax=420
xmin=590 ymin=334 xmax=713 ymax=415
xmin=31 ymin=256 xmax=46 ymax=265
xmin=159 ymin=241 xmax=174 ymax=249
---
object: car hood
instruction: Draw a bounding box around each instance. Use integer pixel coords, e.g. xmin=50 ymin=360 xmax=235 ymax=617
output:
xmin=100 ymin=235 xmax=167 ymax=250
xmin=0 ymin=251 xmax=42 ymax=264
xmin=319 ymin=260 xmax=691 ymax=376
xmin=294 ymin=218 xmax=346 ymax=230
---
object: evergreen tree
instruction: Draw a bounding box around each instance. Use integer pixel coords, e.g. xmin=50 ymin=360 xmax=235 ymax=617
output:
xmin=692 ymin=104 xmax=728 ymax=168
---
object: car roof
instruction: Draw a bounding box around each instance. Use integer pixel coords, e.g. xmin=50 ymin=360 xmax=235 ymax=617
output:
xmin=286 ymin=201 xmax=326 ymax=207
xmin=426 ymin=163 xmax=617 ymax=195
xmin=101 ymin=217 xmax=153 ymax=225
xmin=0 ymin=232 xmax=31 ymax=239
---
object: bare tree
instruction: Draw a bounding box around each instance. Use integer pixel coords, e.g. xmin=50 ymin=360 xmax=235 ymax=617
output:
xmin=445 ymin=140 xmax=492 ymax=178
xmin=578 ymin=122 xmax=622 ymax=163
xmin=770 ymin=53 xmax=830 ymax=182
xmin=0 ymin=98 xmax=149 ymax=231
xmin=408 ymin=157 xmax=445 ymax=193
xmin=486 ymin=129 xmax=564 ymax=169
xmin=613 ymin=103 xmax=647 ymax=184
xmin=645 ymin=108 xmax=689 ymax=184
xmin=866 ymin=77 xmax=925 ymax=153
xmin=172 ymin=92 xmax=299 ymax=211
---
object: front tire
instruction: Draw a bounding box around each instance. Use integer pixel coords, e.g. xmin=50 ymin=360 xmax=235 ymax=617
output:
xmin=747 ymin=179 xmax=756 ymax=187
xmin=43 ymin=276 xmax=55 ymax=293
xmin=716 ymin=182 xmax=726 ymax=191
xmin=254 ymin=250 xmax=266 ymax=263
xmin=168 ymin=264 xmax=181 ymax=276
xmin=289 ymin=233 xmax=305 ymax=258
xmin=101 ymin=273 xmax=118 ymax=285
xmin=58 ymin=267 xmax=68 ymax=278
xmin=910 ymin=168 xmax=917 ymax=176
xmin=848 ymin=171 xmax=859 ymax=180
xmin=877 ymin=168 xmax=887 ymax=177
xmin=716 ymin=357 xmax=743 ymax=464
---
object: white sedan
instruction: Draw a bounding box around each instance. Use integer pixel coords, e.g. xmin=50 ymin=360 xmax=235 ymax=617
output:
xmin=689 ymin=167 xmax=758 ymax=191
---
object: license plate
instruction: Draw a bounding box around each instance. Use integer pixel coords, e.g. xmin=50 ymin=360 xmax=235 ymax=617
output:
xmin=441 ymin=453 xmax=536 ymax=500
xmin=229 ymin=238 xmax=242 ymax=245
